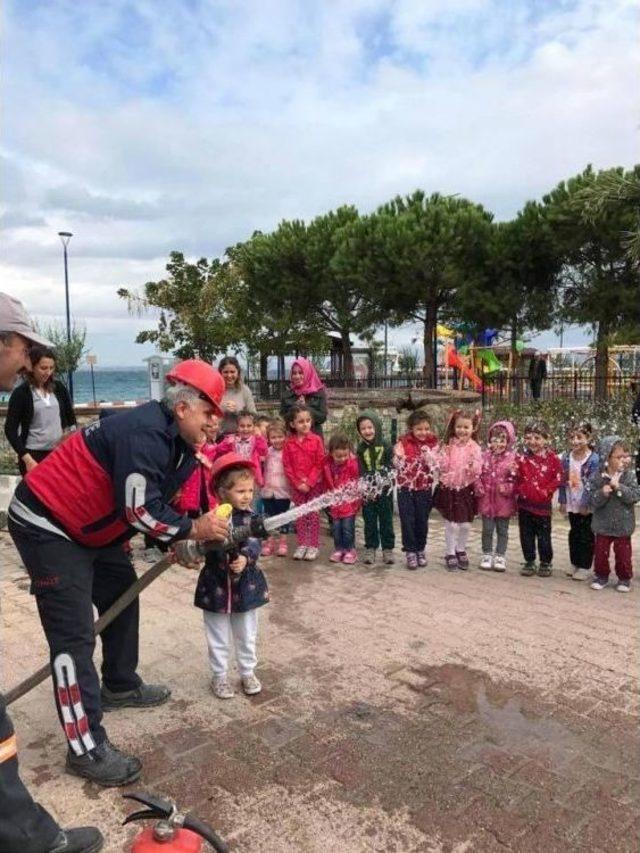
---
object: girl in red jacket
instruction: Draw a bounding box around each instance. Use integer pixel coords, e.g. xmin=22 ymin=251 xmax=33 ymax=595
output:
xmin=323 ymin=432 xmax=361 ymax=565
xmin=282 ymin=404 xmax=326 ymax=561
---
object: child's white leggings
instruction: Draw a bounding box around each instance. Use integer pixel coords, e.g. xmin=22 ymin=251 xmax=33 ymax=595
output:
xmin=444 ymin=521 xmax=471 ymax=555
xmin=203 ymin=610 xmax=258 ymax=678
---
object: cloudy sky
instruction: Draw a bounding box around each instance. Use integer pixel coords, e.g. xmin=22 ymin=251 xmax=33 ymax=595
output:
xmin=2 ymin=0 xmax=638 ymax=366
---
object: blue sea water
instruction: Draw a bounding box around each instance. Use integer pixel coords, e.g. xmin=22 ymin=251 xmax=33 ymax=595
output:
xmin=0 ymin=369 xmax=151 ymax=405
xmin=71 ymin=368 xmax=150 ymax=403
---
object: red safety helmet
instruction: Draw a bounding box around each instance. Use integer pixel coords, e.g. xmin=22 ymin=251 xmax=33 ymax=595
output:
xmin=209 ymin=452 xmax=257 ymax=484
xmin=165 ymin=360 xmax=225 ymax=416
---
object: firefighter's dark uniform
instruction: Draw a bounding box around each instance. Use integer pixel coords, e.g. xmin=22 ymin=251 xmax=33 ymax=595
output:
xmin=0 ymin=697 xmax=60 ymax=852
xmin=7 ymin=402 xmax=197 ymax=751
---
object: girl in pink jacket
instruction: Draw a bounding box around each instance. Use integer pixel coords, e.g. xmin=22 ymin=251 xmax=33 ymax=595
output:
xmin=434 ymin=410 xmax=482 ymax=570
xmin=216 ymin=410 xmax=268 ymax=487
xmin=475 ymin=420 xmax=518 ymax=572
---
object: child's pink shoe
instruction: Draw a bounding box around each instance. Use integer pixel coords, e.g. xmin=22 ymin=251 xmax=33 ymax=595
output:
xmin=329 ymin=550 xmax=343 ymax=563
xmin=342 ymin=550 xmax=357 ymax=565
xmin=261 ymin=539 xmax=274 ymax=557
xmin=276 ymin=539 xmax=288 ymax=557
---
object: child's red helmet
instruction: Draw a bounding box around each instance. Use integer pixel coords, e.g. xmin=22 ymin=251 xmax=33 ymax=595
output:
xmin=209 ymin=452 xmax=257 ymax=483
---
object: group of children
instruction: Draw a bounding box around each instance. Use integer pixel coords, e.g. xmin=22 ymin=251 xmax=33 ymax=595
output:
xmin=175 ymin=403 xmax=639 ymax=701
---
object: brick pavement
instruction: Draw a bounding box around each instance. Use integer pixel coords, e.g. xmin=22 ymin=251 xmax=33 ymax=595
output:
xmin=1 ymin=512 xmax=639 ymax=852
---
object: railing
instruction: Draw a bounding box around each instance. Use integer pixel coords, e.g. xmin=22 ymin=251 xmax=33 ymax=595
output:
xmin=247 ymin=370 xmax=640 ymax=404
xmin=481 ymin=371 xmax=639 ymax=406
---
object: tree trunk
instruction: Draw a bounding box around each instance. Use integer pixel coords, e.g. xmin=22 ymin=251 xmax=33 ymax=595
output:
xmin=423 ymin=306 xmax=437 ymax=388
xmin=341 ymin=329 xmax=354 ymax=383
xmin=594 ymin=321 xmax=609 ymax=401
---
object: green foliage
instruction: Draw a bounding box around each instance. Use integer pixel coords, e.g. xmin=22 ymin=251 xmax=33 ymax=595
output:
xmin=543 ymin=165 xmax=640 ymax=397
xmin=397 ymin=345 xmax=419 ymax=376
xmin=36 ymin=319 xmax=87 ymax=375
xmin=118 ymin=251 xmax=244 ymax=361
xmin=372 ymin=191 xmax=494 ymax=384
xmin=457 ymin=201 xmax=561 ymax=350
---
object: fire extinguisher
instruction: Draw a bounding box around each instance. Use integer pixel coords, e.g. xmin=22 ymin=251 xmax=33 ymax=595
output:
xmin=124 ymin=791 xmax=229 ymax=852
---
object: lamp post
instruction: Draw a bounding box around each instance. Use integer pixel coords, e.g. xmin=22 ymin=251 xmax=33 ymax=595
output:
xmin=58 ymin=231 xmax=73 ymax=399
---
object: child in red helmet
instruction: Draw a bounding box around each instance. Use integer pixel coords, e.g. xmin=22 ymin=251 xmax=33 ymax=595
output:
xmin=194 ymin=454 xmax=269 ymax=700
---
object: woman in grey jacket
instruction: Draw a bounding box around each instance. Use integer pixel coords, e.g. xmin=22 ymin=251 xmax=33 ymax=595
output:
xmin=218 ymin=355 xmax=257 ymax=436
xmin=587 ymin=435 xmax=640 ymax=593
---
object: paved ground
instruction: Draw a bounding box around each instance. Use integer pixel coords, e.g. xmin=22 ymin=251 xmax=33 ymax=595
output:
xmin=2 ymin=512 xmax=639 ymax=852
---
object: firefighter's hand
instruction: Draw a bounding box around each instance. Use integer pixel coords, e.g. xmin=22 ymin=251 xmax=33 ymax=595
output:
xmin=229 ymin=555 xmax=247 ymax=574
xmin=191 ymin=511 xmax=229 ymax=542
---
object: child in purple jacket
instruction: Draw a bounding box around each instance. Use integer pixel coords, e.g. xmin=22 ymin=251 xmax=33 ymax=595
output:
xmin=475 ymin=420 xmax=518 ymax=572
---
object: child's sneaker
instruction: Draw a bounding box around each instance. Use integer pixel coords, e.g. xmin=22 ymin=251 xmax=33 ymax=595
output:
xmin=276 ymin=539 xmax=288 ymax=557
xmin=329 ymin=550 xmax=343 ymax=562
xmin=590 ymin=576 xmax=608 ymax=590
xmin=293 ymin=545 xmax=307 ymax=560
xmin=456 ymin=551 xmax=469 ymax=571
xmin=406 ymin=552 xmax=419 ymax=570
xmin=615 ymin=581 xmax=631 ymax=593
xmin=363 ymin=549 xmax=376 ymax=565
xmin=565 ymin=564 xmax=576 ymax=577
xmin=520 ymin=561 xmax=536 ymax=576
xmin=304 ymin=546 xmax=319 ymax=561
xmin=572 ymin=567 xmax=590 ymax=581
xmin=493 ymin=555 xmax=507 ymax=573
xmin=417 ymin=551 xmax=427 ymax=567
xmin=382 ymin=549 xmax=395 ymax=565
xmin=211 ymin=677 xmax=235 ymax=699
xmin=342 ymin=550 xmax=357 ymax=565
xmin=261 ymin=539 xmax=274 ymax=557
xmin=479 ymin=553 xmax=493 ymax=570
xmin=538 ymin=563 xmax=553 ymax=577
xmin=445 ymin=554 xmax=458 ymax=571
xmin=241 ymin=674 xmax=262 ymax=695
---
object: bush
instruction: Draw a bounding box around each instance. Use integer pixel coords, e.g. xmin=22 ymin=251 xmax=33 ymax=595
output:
xmin=484 ymin=394 xmax=638 ymax=458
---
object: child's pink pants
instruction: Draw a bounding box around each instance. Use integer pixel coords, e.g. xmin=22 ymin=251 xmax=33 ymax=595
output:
xmin=291 ymin=485 xmax=321 ymax=548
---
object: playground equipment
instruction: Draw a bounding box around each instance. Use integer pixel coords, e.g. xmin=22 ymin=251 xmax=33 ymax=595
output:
xmin=445 ymin=345 xmax=483 ymax=390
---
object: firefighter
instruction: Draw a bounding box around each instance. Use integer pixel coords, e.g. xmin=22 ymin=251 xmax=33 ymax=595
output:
xmin=7 ymin=357 xmax=230 ymax=789
xmin=1 ymin=292 xmax=103 ymax=852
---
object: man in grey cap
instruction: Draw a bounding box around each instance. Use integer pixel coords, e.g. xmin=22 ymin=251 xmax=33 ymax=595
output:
xmin=0 ymin=291 xmax=103 ymax=852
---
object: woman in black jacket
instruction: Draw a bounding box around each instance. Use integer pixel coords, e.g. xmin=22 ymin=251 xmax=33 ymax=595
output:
xmin=5 ymin=345 xmax=76 ymax=475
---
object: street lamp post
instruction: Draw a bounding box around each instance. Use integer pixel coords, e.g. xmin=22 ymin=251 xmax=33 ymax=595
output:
xmin=58 ymin=231 xmax=73 ymax=399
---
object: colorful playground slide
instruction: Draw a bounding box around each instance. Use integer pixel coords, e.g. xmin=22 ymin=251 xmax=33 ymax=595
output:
xmin=445 ymin=346 xmax=483 ymax=389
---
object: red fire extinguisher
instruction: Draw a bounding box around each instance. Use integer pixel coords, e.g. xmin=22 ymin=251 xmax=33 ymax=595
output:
xmin=124 ymin=791 xmax=229 ymax=852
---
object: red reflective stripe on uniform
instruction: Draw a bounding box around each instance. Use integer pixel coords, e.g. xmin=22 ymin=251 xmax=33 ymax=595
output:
xmin=69 ymin=684 xmax=81 ymax=704
xmin=77 ymin=716 xmax=90 ymax=736
xmin=0 ymin=734 xmax=17 ymax=763
xmin=57 ymin=686 xmax=69 ymax=705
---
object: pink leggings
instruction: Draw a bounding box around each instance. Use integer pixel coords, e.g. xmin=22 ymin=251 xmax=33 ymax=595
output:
xmin=291 ymin=486 xmax=321 ymax=548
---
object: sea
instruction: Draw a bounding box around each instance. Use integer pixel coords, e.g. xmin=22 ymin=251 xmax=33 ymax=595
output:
xmin=0 ymin=368 xmax=150 ymax=405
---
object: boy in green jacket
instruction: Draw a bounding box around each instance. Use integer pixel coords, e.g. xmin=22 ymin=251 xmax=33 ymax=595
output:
xmin=356 ymin=410 xmax=395 ymax=565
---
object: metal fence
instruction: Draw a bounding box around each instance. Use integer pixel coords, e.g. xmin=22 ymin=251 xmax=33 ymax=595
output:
xmin=480 ymin=371 xmax=639 ymax=406
xmin=248 ymin=371 xmax=640 ymax=404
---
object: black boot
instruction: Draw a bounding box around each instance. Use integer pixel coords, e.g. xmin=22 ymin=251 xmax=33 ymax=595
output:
xmin=47 ymin=826 xmax=104 ymax=853
xmin=101 ymin=682 xmax=171 ymax=711
xmin=66 ymin=739 xmax=142 ymax=787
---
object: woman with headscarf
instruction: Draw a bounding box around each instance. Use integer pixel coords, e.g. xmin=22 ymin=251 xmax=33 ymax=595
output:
xmin=218 ymin=355 xmax=257 ymax=436
xmin=280 ymin=357 xmax=328 ymax=437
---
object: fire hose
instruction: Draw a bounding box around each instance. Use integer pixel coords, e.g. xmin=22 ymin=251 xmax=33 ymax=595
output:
xmin=4 ymin=511 xmax=270 ymax=707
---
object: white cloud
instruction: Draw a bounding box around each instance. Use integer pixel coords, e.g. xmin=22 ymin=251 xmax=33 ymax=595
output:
xmin=1 ymin=0 xmax=637 ymax=364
